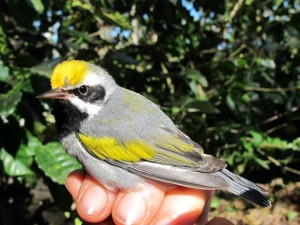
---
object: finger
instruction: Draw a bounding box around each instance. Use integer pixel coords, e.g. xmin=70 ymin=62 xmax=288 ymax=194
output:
xmin=151 ymin=187 xmax=207 ymax=225
xmin=82 ymin=216 xmax=115 ymax=225
xmin=65 ymin=169 xmax=86 ymax=200
xmin=112 ymin=183 xmax=166 ymax=225
xmin=76 ymin=174 xmax=117 ymax=223
xmin=206 ymin=217 xmax=234 ymax=225
xmin=196 ymin=190 xmax=214 ymax=225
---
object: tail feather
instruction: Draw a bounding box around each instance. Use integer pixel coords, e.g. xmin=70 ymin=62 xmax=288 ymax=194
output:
xmin=220 ymin=169 xmax=271 ymax=207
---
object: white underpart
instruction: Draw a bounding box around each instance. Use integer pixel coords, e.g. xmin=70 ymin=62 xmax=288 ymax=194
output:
xmin=70 ymin=96 xmax=102 ymax=118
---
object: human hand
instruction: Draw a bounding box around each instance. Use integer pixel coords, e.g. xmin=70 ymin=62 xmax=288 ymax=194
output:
xmin=66 ymin=169 xmax=233 ymax=225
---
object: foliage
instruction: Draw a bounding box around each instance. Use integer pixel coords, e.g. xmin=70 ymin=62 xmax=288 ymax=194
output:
xmin=0 ymin=0 xmax=299 ymax=224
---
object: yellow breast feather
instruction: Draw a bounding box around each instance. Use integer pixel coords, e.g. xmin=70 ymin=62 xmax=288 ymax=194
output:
xmin=78 ymin=134 xmax=156 ymax=162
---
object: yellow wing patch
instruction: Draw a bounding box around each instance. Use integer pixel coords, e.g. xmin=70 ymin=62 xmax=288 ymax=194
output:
xmin=156 ymin=135 xmax=194 ymax=153
xmin=51 ymin=60 xmax=88 ymax=89
xmin=78 ymin=134 xmax=156 ymax=162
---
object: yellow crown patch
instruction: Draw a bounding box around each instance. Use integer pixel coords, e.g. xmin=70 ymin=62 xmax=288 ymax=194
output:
xmin=51 ymin=60 xmax=88 ymax=89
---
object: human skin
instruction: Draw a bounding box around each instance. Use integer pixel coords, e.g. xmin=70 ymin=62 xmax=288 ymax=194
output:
xmin=66 ymin=169 xmax=234 ymax=225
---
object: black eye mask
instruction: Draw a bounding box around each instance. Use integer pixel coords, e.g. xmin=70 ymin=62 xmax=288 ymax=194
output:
xmin=69 ymin=85 xmax=106 ymax=103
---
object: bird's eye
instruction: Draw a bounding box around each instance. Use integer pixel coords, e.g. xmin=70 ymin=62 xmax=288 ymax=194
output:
xmin=78 ymin=85 xmax=89 ymax=96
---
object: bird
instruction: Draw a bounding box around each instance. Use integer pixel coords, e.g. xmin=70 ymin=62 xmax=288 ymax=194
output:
xmin=37 ymin=60 xmax=271 ymax=207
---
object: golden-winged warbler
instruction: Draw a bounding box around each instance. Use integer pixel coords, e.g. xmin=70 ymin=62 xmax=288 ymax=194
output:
xmin=37 ymin=60 xmax=270 ymax=207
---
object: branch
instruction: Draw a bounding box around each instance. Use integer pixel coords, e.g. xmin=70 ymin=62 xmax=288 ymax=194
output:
xmin=223 ymin=0 xmax=244 ymax=40
xmin=244 ymin=86 xmax=297 ymax=92
xmin=257 ymin=148 xmax=300 ymax=175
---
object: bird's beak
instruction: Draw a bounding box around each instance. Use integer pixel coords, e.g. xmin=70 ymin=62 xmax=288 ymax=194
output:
xmin=36 ymin=88 xmax=72 ymax=100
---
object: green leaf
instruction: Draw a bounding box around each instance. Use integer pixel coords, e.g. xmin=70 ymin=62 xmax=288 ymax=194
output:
xmin=287 ymin=210 xmax=298 ymax=221
xmin=237 ymin=164 xmax=245 ymax=174
xmin=210 ymin=197 xmax=219 ymax=209
xmin=0 ymin=25 xmax=9 ymax=56
xmin=74 ymin=218 xmax=82 ymax=225
xmin=168 ymin=0 xmax=178 ymax=5
xmin=14 ymin=132 xmax=41 ymax=168
xmin=0 ymin=81 xmax=25 ymax=122
xmin=189 ymin=80 xmax=205 ymax=99
xmin=171 ymin=106 xmax=181 ymax=114
xmin=16 ymin=144 xmax=34 ymax=167
xmin=0 ymin=61 xmax=9 ymax=83
xmin=275 ymin=0 xmax=284 ymax=8
xmin=26 ymin=131 xmax=43 ymax=155
xmin=102 ymin=11 xmax=132 ymax=30
xmin=35 ymin=142 xmax=81 ymax=185
xmin=25 ymin=0 xmax=44 ymax=14
xmin=245 ymin=0 xmax=254 ymax=5
xmin=242 ymin=93 xmax=251 ymax=103
xmin=250 ymin=131 xmax=263 ymax=148
xmin=226 ymin=95 xmax=236 ymax=111
xmin=292 ymin=137 xmax=300 ymax=151
xmin=256 ymin=58 xmax=276 ymax=69
xmin=30 ymin=58 xmax=64 ymax=78
xmin=186 ymin=69 xmax=208 ymax=87
xmin=234 ymin=58 xmax=248 ymax=68
xmin=186 ymin=100 xmax=220 ymax=114
xmin=242 ymin=139 xmax=253 ymax=152
xmin=71 ymin=0 xmax=93 ymax=11
xmin=254 ymin=157 xmax=270 ymax=170
xmin=0 ymin=148 xmax=34 ymax=176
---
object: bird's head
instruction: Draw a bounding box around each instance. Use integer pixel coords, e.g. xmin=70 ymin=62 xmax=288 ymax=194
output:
xmin=37 ymin=60 xmax=116 ymax=117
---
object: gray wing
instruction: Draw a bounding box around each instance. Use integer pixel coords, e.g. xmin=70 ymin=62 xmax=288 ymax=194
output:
xmin=79 ymin=87 xmax=270 ymax=206
xmin=80 ymin=86 xmax=226 ymax=172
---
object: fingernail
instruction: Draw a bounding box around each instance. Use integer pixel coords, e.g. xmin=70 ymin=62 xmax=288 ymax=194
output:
xmin=78 ymin=186 xmax=108 ymax=216
xmin=115 ymin=192 xmax=147 ymax=225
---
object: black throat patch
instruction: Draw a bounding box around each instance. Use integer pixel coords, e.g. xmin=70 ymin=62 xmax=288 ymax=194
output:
xmin=52 ymin=100 xmax=88 ymax=140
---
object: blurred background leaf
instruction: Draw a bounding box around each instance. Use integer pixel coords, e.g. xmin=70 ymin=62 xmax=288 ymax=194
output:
xmin=35 ymin=142 xmax=81 ymax=185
